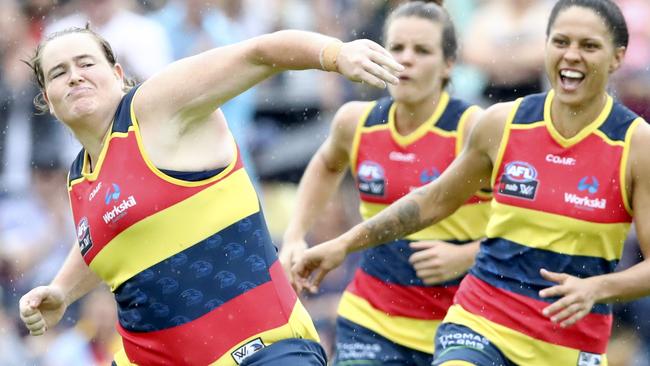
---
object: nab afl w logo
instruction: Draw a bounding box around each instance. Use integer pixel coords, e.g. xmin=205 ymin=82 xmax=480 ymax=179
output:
xmin=358 ymin=161 xmax=386 ymax=196
xmin=498 ymin=161 xmax=539 ymax=200
xmin=76 ymin=217 xmax=93 ymax=256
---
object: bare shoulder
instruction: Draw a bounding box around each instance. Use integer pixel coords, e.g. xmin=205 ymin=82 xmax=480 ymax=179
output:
xmin=468 ymin=101 xmax=517 ymax=157
xmin=329 ymin=101 xmax=374 ymax=145
xmin=630 ymin=119 xmax=650 ymax=177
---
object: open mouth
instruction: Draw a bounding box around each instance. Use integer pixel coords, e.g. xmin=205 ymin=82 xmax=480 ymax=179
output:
xmin=558 ymin=69 xmax=585 ymax=92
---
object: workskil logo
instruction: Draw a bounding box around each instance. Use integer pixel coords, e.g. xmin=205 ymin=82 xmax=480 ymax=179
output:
xmin=102 ymin=183 xmax=137 ymax=224
xmin=565 ymin=176 xmax=606 ymax=210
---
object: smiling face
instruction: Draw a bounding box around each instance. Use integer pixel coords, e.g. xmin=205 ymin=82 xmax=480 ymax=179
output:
xmin=40 ymin=32 xmax=124 ymax=125
xmin=545 ymin=6 xmax=625 ymax=107
xmin=385 ymin=16 xmax=451 ymax=104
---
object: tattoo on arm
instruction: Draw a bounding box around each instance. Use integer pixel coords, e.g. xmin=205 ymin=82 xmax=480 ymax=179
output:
xmin=361 ymin=196 xmax=430 ymax=246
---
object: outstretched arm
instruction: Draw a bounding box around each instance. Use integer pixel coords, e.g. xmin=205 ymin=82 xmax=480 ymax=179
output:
xmin=135 ymin=30 xmax=403 ymax=124
xmin=292 ymin=103 xmax=509 ymax=292
xmin=279 ymin=102 xmax=367 ymax=282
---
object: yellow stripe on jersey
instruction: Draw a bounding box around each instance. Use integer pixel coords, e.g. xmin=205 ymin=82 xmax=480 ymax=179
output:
xmin=593 ymin=129 xmax=626 ymax=147
xmin=114 ymin=347 xmax=137 ymax=366
xmin=491 ymin=98 xmax=523 ymax=188
xmin=509 ymin=121 xmax=545 ymax=130
xmin=444 ymin=305 xmax=608 ymax=366
xmin=360 ymin=201 xmax=490 ymax=242
xmin=487 ymin=201 xmax=629 ymax=261
xmin=338 ymin=291 xmax=438 ymax=354
xmin=350 ymin=101 xmax=378 ymax=175
xmin=90 ymin=168 xmax=259 ymax=290
xmin=388 ymin=92 xmax=451 ymax=147
xmin=543 ymin=91 xmax=613 ymax=149
xmin=455 ymin=105 xmax=481 ymax=156
xmin=211 ymin=300 xmax=320 ymax=366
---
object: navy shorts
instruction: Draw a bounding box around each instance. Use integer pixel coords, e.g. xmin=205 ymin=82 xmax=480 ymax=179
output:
xmin=433 ymin=323 xmax=515 ymax=366
xmin=333 ymin=317 xmax=433 ymax=366
xmin=240 ymin=338 xmax=327 ymax=366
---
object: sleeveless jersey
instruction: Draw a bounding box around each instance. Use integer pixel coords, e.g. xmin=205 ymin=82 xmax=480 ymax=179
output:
xmin=338 ymin=92 xmax=491 ymax=353
xmin=445 ymin=90 xmax=640 ymax=365
xmin=68 ymin=87 xmax=318 ymax=366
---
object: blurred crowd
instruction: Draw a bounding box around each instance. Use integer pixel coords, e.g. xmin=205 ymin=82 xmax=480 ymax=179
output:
xmin=0 ymin=0 xmax=649 ymax=365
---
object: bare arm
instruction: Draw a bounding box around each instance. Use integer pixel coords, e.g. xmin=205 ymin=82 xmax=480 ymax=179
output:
xmin=135 ymin=30 xmax=402 ymax=125
xmin=279 ymin=102 xmax=368 ymax=276
xmin=292 ymin=103 xmax=511 ymax=291
xmin=50 ymin=245 xmax=102 ymax=305
xmin=19 ymin=245 xmax=101 ymax=335
xmin=283 ymin=102 xmax=368 ymax=242
xmin=336 ymin=107 xmax=497 ymax=254
xmin=590 ymin=121 xmax=650 ymax=302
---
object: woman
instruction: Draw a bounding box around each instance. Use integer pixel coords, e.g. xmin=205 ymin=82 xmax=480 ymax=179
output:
xmin=293 ymin=0 xmax=650 ymax=365
xmin=17 ymin=25 xmax=402 ymax=365
xmin=280 ymin=1 xmax=490 ymax=365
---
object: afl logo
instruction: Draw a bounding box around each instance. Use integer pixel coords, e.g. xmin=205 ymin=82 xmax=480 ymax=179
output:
xmin=76 ymin=217 xmax=93 ymax=256
xmin=357 ymin=161 xmax=386 ymax=196
xmin=504 ymin=161 xmax=537 ymax=183
xmin=358 ymin=161 xmax=385 ymax=181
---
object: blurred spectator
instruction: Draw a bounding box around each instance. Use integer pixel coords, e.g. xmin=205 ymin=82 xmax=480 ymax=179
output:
xmin=462 ymin=0 xmax=551 ymax=104
xmin=44 ymin=287 xmax=119 ymax=366
xmin=0 ymin=0 xmax=67 ymax=194
xmin=611 ymin=0 xmax=650 ymax=120
xmin=0 ymin=159 xmax=73 ymax=314
xmin=45 ymin=0 xmax=172 ymax=81
xmin=0 ymin=292 xmax=34 ymax=366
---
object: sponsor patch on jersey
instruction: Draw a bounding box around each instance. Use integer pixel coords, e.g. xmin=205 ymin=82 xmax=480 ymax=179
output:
xmin=389 ymin=151 xmax=416 ymax=163
xmin=420 ymin=167 xmax=441 ymax=184
xmin=358 ymin=161 xmax=385 ymax=196
xmin=88 ymin=181 xmax=103 ymax=201
xmin=498 ymin=161 xmax=539 ymax=200
xmin=102 ymin=183 xmax=138 ymax=225
xmin=231 ymin=338 xmax=265 ymax=364
xmin=545 ymin=153 xmax=576 ymax=166
xmin=77 ymin=217 xmax=93 ymax=256
xmin=565 ymin=176 xmax=607 ymax=210
xmin=438 ymin=331 xmax=490 ymax=351
xmin=577 ymin=351 xmax=602 ymax=366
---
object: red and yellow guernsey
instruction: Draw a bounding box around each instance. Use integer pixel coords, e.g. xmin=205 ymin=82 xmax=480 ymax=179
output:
xmin=445 ymin=90 xmax=641 ymax=365
xmin=339 ymin=93 xmax=491 ymax=353
xmin=68 ymin=87 xmax=318 ymax=366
